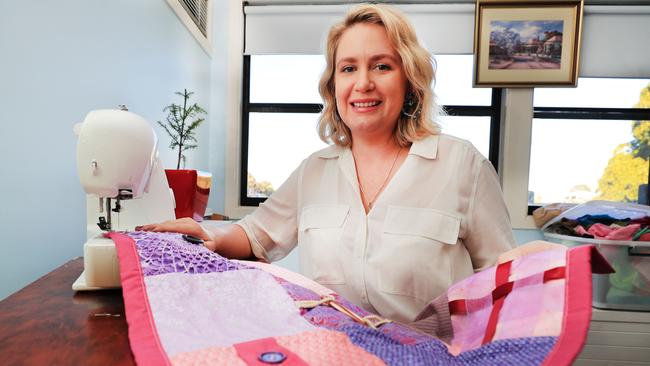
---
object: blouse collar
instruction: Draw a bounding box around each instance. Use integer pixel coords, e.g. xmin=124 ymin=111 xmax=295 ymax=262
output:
xmin=316 ymin=134 xmax=440 ymax=160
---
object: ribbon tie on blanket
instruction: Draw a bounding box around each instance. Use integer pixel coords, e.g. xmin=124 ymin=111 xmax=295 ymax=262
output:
xmin=295 ymin=295 xmax=392 ymax=329
xmin=448 ymin=261 xmax=567 ymax=345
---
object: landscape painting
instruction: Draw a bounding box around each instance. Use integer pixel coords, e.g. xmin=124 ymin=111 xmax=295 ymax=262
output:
xmin=488 ymin=20 xmax=564 ymax=70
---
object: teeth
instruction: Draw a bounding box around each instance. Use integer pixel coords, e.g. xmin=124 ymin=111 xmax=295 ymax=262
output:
xmin=353 ymin=101 xmax=380 ymax=108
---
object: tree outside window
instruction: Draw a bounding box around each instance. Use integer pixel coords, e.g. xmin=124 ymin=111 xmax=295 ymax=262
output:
xmin=598 ymin=83 xmax=650 ymax=202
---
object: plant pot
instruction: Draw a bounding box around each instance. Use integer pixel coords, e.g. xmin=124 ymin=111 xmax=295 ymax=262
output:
xmin=164 ymin=169 xmax=212 ymax=221
xmin=165 ymin=169 xmax=197 ymax=220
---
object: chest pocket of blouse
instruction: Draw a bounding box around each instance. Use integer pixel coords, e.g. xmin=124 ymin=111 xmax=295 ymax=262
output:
xmin=378 ymin=206 xmax=461 ymax=302
xmin=299 ymin=204 xmax=349 ymax=285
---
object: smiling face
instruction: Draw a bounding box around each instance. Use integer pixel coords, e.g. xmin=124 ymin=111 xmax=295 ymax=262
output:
xmin=334 ymin=23 xmax=407 ymax=142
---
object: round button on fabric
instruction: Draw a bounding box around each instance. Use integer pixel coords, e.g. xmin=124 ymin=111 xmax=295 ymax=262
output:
xmin=258 ymin=351 xmax=287 ymax=364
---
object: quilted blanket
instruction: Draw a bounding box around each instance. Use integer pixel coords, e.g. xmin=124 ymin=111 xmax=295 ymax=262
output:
xmin=110 ymin=231 xmax=612 ymax=366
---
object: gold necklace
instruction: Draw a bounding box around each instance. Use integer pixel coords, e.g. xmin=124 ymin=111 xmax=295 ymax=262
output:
xmin=355 ymin=147 xmax=403 ymax=210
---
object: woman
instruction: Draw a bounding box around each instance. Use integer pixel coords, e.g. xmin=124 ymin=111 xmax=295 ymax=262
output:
xmin=138 ymin=4 xmax=515 ymax=323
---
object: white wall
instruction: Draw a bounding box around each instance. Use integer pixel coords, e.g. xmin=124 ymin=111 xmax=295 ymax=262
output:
xmin=0 ymin=0 xmax=218 ymax=300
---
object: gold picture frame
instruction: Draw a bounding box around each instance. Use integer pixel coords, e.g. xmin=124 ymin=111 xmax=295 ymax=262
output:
xmin=473 ymin=0 xmax=584 ymax=87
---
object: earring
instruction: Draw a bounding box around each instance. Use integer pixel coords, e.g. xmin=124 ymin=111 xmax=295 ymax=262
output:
xmin=401 ymin=92 xmax=421 ymax=119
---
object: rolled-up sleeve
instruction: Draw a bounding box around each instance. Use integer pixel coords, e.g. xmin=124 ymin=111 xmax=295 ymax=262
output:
xmin=464 ymin=159 xmax=516 ymax=271
xmin=236 ymin=161 xmax=304 ymax=262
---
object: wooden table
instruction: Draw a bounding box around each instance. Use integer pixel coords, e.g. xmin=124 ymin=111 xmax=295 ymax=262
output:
xmin=0 ymin=258 xmax=135 ymax=366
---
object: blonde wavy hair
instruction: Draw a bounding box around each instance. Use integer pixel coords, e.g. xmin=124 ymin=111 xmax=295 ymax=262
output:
xmin=317 ymin=3 xmax=442 ymax=147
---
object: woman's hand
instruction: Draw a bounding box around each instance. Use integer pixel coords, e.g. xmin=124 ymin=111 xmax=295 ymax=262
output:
xmin=136 ymin=218 xmax=218 ymax=251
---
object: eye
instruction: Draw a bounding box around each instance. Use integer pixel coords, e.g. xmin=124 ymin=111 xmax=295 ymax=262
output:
xmin=340 ymin=65 xmax=355 ymax=73
xmin=375 ymin=63 xmax=391 ymax=71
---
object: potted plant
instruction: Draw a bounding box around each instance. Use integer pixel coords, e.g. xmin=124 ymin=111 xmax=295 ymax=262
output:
xmin=158 ymin=89 xmax=208 ymax=219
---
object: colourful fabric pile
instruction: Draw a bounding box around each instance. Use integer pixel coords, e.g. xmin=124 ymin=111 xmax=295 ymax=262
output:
xmin=110 ymin=231 xmax=611 ymax=366
xmin=545 ymin=214 xmax=650 ymax=241
xmin=544 ymin=213 xmax=650 ymax=299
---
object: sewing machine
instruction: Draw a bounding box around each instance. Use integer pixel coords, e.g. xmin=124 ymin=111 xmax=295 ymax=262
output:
xmin=72 ymin=108 xmax=176 ymax=290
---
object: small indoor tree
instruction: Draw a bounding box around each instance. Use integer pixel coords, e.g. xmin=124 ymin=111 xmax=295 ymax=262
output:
xmin=157 ymin=89 xmax=207 ymax=169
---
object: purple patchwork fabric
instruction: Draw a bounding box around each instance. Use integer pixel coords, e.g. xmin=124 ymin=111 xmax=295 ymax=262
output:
xmin=274 ymin=277 xmax=322 ymax=303
xmin=127 ymin=231 xmax=251 ymax=276
xmin=342 ymin=324 xmax=557 ymax=366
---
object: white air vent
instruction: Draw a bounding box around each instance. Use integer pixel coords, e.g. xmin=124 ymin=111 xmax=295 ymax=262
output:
xmin=179 ymin=0 xmax=209 ymax=36
xmin=167 ymin=0 xmax=212 ymax=56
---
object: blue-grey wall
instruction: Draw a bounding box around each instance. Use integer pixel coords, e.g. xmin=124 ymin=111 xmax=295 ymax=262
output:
xmin=0 ymin=0 xmax=222 ymax=300
xmin=207 ymin=0 xmax=230 ymax=214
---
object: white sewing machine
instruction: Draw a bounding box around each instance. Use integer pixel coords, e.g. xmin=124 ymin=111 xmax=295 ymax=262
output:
xmin=72 ymin=108 xmax=176 ymax=291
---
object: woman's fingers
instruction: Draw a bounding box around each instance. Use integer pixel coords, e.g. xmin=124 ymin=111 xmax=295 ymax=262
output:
xmin=135 ymin=222 xmax=174 ymax=232
xmin=135 ymin=224 xmax=158 ymax=231
xmin=135 ymin=219 xmax=212 ymax=243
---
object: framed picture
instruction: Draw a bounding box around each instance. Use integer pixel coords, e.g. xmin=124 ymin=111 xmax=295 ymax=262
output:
xmin=473 ymin=0 xmax=584 ymax=87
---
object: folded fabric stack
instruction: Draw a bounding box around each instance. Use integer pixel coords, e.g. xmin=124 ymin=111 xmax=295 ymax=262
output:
xmin=545 ymin=214 xmax=650 ymax=241
xmin=110 ymin=231 xmax=610 ymax=366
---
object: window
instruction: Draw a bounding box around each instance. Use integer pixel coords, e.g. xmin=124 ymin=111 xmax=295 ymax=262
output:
xmin=241 ymin=54 xmax=503 ymax=206
xmin=436 ymin=55 xmax=501 ymax=162
xmin=242 ymin=55 xmax=327 ymax=205
xmin=528 ymin=78 xmax=650 ymax=212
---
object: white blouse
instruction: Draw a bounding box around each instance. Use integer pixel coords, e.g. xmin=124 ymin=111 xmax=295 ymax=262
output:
xmin=237 ymin=134 xmax=515 ymax=323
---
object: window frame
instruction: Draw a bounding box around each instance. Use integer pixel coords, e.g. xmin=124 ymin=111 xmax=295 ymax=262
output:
xmin=527 ymin=105 xmax=650 ymax=214
xmin=240 ymin=54 xmax=504 ymax=206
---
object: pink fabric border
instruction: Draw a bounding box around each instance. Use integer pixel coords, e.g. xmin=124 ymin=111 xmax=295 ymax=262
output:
xmin=110 ymin=232 xmax=170 ymax=366
xmin=542 ymin=245 xmax=607 ymax=366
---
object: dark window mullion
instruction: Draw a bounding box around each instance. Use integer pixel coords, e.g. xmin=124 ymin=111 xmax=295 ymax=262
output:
xmin=444 ymin=105 xmax=494 ymax=116
xmin=240 ymin=56 xmax=259 ymax=206
xmin=528 ymin=205 xmax=541 ymax=215
xmin=246 ymin=197 xmax=265 ymax=206
xmin=534 ymin=107 xmax=650 ymax=120
xmin=251 ymin=103 xmax=499 ymax=116
xmin=489 ymin=88 xmax=503 ymax=172
xmin=249 ymin=103 xmax=323 ymax=113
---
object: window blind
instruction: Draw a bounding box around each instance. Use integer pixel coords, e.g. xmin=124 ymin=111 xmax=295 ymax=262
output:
xmin=244 ymin=3 xmax=650 ymax=78
xmin=244 ymin=4 xmax=475 ymax=55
